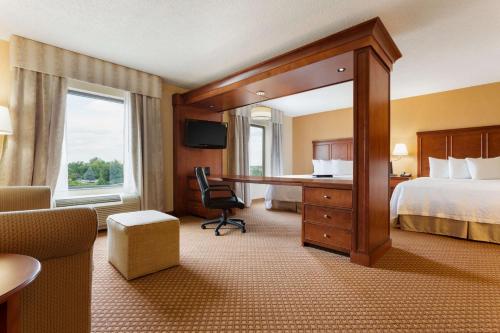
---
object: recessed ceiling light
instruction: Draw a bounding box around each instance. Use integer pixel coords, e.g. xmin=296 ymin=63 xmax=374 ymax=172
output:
xmin=337 ymin=67 xmax=346 ymax=72
xmin=256 ymin=91 xmax=266 ymax=96
xmin=209 ymin=105 xmax=215 ymax=108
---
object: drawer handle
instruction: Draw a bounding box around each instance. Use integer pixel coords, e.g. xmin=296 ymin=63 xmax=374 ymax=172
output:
xmin=323 ymin=195 xmax=330 ymax=199
xmin=323 ymin=214 xmax=330 ymax=219
xmin=323 ymin=233 xmax=329 ymax=238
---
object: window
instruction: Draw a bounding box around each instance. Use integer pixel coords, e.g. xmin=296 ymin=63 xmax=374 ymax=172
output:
xmin=249 ymin=125 xmax=265 ymax=176
xmin=56 ymin=89 xmax=126 ymax=196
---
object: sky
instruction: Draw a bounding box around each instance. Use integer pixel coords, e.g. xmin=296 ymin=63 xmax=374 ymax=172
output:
xmin=65 ymin=93 xmax=125 ymax=163
xmin=249 ymin=125 xmax=263 ymax=166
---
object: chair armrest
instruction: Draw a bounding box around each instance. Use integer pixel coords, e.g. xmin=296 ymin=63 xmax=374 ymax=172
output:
xmin=0 ymin=207 xmax=98 ymax=261
xmin=209 ymin=184 xmax=232 ymax=189
xmin=0 ymin=186 xmax=51 ymax=212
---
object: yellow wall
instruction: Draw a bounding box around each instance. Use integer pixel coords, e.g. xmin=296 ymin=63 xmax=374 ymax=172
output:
xmin=0 ymin=40 xmax=11 ymax=153
xmin=293 ymin=82 xmax=500 ymax=175
xmin=0 ymin=40 xmax=9 ymax=107
xmin=293 ymin=107 xmax=353 ymax=174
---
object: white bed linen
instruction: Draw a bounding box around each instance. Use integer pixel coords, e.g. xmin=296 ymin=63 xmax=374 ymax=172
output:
xmin=264 ymin=174 xmax=352 ymax=209
xmin=390 ymin=177 xmax=500 ymax=224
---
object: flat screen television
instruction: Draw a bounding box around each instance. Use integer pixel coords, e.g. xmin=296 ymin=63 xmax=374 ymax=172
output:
xmin=184 ymin=119 xmax=228 ymax=149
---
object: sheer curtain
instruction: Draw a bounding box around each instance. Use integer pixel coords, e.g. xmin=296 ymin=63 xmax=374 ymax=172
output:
xmin=122 ymin=93 xmax=138 ymax=195
xmin=228 ymin=106 xmax=252 ymax=207
xmin=127 ymin=92 xmax=165 ymax=211
xmin=270 ymin=109 xmax=284 ymax=176
xmin=0 ymin=67 xmax=67 ymax=192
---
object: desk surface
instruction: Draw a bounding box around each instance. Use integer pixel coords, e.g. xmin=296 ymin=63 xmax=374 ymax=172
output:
xmin=208 ymin=175 xmax=353 ymax=190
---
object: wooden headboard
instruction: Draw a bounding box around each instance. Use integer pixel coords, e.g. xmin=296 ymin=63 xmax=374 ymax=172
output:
xmin=313 ymin=138 xmax=353 ymax=160
xmin=417 ymin=125 xmax=500 ymax=177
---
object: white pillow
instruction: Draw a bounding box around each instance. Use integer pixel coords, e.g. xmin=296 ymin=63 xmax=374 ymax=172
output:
xmin=312 ymin=160 xmax=334 ymax=175
xmin=312 ymin=160 xmax=322 ymax=174
xmin=448 ymin=157 xmax=471 ymax=179
xmin=465 ymin=157 xmax=500 ymax=180
xmin=429 ymin=157 xmax=449 ymax=178
xmin=332 ymin=159 xmax=353 ymax=176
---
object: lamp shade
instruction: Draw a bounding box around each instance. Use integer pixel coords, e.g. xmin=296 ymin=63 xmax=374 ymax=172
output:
xmin=392 ymin=143 xmax=408 ymax=156
xmin=251 ymin=106 xmax=271 ymax=120
xmin=0 ymin=106 xmax=12 ymax=135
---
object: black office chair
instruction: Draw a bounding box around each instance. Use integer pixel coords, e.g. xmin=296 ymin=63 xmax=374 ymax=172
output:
xmin=194 ymin=167 xmax=246 ymax=236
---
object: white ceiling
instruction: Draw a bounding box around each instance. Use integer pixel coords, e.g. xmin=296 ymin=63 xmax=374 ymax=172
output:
xmin=261 ymin=82 xmax=353 ymax=117
xmin=1 ymin=0 xmax=500 ymax=115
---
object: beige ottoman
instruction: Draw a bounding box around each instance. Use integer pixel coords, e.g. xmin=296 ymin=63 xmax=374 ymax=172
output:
xmin=107 ymin=210 xmax=180 ymax=280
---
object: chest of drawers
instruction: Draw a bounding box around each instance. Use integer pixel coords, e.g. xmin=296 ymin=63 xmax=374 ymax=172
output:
xmin=302 ymin=186 xmax=353 ymax=254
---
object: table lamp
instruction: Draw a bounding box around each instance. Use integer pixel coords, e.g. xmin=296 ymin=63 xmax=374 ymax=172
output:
xmin=392 ymin=143 xmax=408 ymax=160
xmin=391 ymin=143 xmax=410 ymax=177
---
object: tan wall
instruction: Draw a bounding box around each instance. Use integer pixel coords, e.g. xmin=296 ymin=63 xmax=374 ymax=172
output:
xmin=0 ymin=40 xmax=11 ymax=153
xmin=293 ymin=82 xmax=500 ymax=176
xmin=282 ymin=115 xmax=293 ymax=174
xmin=162 ymin=84 xmax=187 ymax=212
xmin=293 ymin=107 xmax=353 ymax=174
xmin=0 ymin=40 xmax=10 ymax=107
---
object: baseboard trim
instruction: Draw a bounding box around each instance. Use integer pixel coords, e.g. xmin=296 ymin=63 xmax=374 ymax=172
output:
xmin=350 ymin=238 xmax=392 ymax=267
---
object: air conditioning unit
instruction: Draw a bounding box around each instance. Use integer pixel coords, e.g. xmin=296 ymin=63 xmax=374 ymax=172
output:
xmin=55 ymin=194 xmax=141 ymax=230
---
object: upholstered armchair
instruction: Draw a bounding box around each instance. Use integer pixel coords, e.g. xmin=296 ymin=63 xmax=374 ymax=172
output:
xmin=0 ymin=186 xmax=97 ymax=333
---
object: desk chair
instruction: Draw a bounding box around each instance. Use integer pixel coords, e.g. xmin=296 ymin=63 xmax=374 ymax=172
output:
xmin=194 ymin=167 xmax=246 ymax=236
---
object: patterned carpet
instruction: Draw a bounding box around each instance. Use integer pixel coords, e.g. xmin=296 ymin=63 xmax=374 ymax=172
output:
xmin=91 ymin=203 xmax=500 ymax=332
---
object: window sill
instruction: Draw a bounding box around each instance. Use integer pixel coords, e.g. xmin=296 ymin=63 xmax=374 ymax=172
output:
xmin=54 ymin=187 xmax=125 ymax=200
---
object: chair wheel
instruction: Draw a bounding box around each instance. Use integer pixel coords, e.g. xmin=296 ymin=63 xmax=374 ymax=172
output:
xmin=242 ymin=228 xmax=246 ymax=233
xmin=201 ymin=225 xmax=206 ymax=229
xmin=215 ymin=231 xmax=220 ymax=236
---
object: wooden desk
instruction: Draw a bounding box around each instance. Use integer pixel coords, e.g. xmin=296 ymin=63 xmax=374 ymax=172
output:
xmin=217 ymin=175 xmax=352 ymax=189
xmin=190 ymin=174 xmax=354 ymax=255
xmin=0 ymin=254 xmax=41 ymax=333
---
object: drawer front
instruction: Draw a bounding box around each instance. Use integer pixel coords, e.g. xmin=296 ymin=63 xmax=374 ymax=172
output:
xmin=389 ymin=178 xmax=400 ymax=188
xmin=303 ymin=187 xmax=352 ymax=208
xmin=187 ymin=189 xmax=201 ymax=201
xmin=303 ymin=205 xmax=351 ymax=230
xmin=304 ymin=223 xmax=351 ymax=252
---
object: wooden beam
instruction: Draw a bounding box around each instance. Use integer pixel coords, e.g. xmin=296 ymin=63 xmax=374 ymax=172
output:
xmin=179 ymin=17 xmax=401 ymax=107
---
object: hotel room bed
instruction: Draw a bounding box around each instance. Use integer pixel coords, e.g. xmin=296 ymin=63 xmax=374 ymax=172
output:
xmin=390 ymin=125 xmax=500 ymax=244
xmin=390 ymin=177 xmax=500 ymax=244
xmin=265 ymin=138 xmax=355 ymax=212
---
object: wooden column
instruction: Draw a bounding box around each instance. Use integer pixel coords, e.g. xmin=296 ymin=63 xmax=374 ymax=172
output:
xmin=172 ymin=100 xmax=224 ymax=216
xmin=351 ymin=47 xmax=392 ymax=266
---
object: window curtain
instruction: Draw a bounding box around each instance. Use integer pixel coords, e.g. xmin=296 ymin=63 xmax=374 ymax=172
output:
xmin=128 ymin=92 xmax=165 ymax=211
xmin=10 ymin=35 xmax=162 ymax=98
xmin=0 ymin=67 xmax=67 ymax=192
xmin=270 ymin=109 xmax=284 ymax=176
xmin=227 ymin=106 xmax=252 ymax=207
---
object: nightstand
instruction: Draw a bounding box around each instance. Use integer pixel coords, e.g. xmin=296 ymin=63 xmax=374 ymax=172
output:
xmin=390 ymin=176 xmax=411 ymax=197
